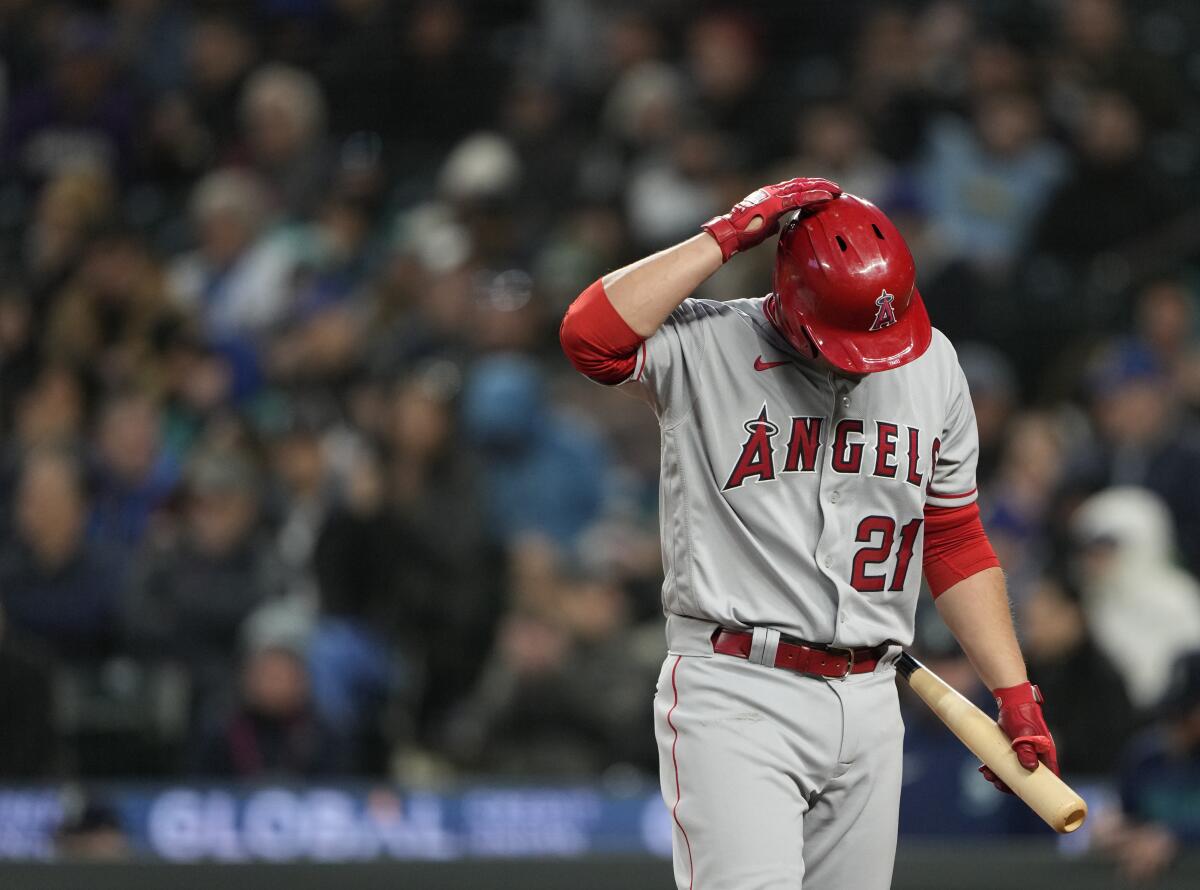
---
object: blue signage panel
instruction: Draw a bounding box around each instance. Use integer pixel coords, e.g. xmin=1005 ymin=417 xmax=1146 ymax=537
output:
xmin=0 ymin=778 xmax=1114 ymax=862
xmin=0 ymin=785 xmax=674 ymax=862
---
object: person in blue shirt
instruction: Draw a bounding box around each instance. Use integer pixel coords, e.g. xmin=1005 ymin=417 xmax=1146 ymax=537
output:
xmin=461 ymin=354 xmax=611 ymax=549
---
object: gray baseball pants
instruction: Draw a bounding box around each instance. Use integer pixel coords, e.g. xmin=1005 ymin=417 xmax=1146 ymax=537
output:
xmin=653 ymin=637 xmax=904 ymax=889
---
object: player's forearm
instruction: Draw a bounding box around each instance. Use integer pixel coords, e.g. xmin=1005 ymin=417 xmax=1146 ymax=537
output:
xmin=934 ymin=566 xmax=1030 ymax=690
xmin=601 ymin=233 xmax=724 ymax=338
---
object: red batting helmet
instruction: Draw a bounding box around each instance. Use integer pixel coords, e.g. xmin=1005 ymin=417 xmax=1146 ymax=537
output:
xmin=769 ymin=193 xmax=931 ymax=374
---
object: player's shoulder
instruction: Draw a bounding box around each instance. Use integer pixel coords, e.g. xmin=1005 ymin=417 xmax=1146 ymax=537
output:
xmin=927 ymin=326 xmax=956 ymax=358
xmin=669 ymin=295 xmax=762 ymax=317
xmin=918 ymin=327 xmax=965 ymax=372
xmin=896 ymin=328 xmax=967 ymax=399
xmin=658 ymin=296 xmax=769 ymax=346
xmin=667 ymin=295 xmax=767 ymax=329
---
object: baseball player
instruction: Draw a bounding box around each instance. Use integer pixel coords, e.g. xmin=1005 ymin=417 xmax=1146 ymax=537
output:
xmin=559 ymin=179 xmax=1060 ymax=889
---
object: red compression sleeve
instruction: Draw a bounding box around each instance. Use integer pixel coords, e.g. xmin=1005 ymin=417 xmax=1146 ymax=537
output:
xmin=922 ymin=501 xmax=1001 ymax=598
xmin=559 ymin=279 xmax=645 ymax=384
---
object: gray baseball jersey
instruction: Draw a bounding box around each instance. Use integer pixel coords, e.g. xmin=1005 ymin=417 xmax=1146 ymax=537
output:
xmin=622 ymin=295 xmax=979 ymax=652
xmin=617 ymin=294 xmax=979 ymax=890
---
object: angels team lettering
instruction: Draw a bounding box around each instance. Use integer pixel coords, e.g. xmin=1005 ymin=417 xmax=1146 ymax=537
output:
xmin=723 ymin=405 xmax=929 ymax=491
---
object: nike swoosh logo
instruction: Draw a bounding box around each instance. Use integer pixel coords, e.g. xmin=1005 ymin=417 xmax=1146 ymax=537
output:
xmin=754 ymin=356 xmax=791 ymax=371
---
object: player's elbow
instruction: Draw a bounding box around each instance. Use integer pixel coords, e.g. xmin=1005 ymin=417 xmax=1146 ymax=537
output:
xmin=557 ymin=302 xmax=591 ymax=369
xmin=559 ymin=280 xmax=642 ymax=385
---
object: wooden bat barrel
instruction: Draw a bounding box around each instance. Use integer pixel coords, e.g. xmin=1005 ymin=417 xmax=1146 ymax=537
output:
xmin=897 ymin=653 xmax=1088 ymax=833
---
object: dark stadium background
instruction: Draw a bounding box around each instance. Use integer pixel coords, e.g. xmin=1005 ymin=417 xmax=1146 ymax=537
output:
xmin=0 ymin=0 xmax=1199 ymax=886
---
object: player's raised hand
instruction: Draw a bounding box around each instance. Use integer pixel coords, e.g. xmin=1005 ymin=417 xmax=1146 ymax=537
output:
xmin=702 ymin=177 xmax=841 ymax=263
xmin=979 ymin=682 xmax=1060 ymax=794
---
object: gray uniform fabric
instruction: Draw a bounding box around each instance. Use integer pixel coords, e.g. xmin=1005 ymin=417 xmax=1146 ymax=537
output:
xmin=654 ymin=651 xmax=904 ymax=890
xmin=619 ymin=296 xmax=980 ymax=889
xmin=625 ymin=297 xmax=979 ymax=653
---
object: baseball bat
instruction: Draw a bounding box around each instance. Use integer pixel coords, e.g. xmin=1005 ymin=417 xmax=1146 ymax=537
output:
xmin=896 ymin=652 xmax=1087 ymax=833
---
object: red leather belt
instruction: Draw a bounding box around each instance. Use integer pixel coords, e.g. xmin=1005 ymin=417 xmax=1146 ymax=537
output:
xmin=712 ymin=628 xmax=888 ymax=678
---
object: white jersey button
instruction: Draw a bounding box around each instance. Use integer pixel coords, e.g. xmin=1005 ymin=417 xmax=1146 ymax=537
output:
xmin=830 ymin=491 xmax=840 ymax=503
xmin=824 ymin=556 xmax=833 ymax=568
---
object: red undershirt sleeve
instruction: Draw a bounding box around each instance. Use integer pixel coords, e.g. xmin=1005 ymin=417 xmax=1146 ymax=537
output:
xmin=559 ymin=279 xmax=646 ymax=385
xmin=922 ymin=501 xmax=1000 ymax=598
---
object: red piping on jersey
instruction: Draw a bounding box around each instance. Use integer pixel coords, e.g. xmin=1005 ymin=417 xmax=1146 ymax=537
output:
xmin=922 ymin=501 xmax=1000 ymax=597
xmin=559 ymin=279 xmax=645 ymax=384
xmin=667 ymin=655 xmax=695 ymax=889
xmin=927 ymin=486 xmax=977 ymax=500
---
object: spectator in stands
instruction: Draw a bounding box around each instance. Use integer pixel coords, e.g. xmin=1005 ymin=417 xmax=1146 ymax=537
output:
xmin=262 ymin=195 xmax=373 ymax=384
xmin=1050 ymin=0 xmax=1180 ymax=130
xmin=921 ymin=89 xmax=1067 ymax=272
xmin=11 ymin=364 xmax=88 ymax=453
xmin=470 ymin=269 xmax=545 ymax=357
xmin=43 ymin=229 xmax=180 ymax=387
xmin=1065 ymin=341 xmax=1200 ymax=573
xmin=184 ymin=12 xmax=256 ymax=153
xmin=263 ymin=399 xmax=337 ymax=602
xmin=1135 ymin=278 xmax=1200 ymax=411
xmin=1071 ymin=487 xmax=1200 ymax=709
xmin=87 ymin=389 xmax=178 ymax=556
xmin=24 ymin=168 xmax=116 ymax=302
xmin=462 ymin=354 xmax=611 ymax=549
xmin=308 ymin=446 xmax=414 ymax=755
xmin=442 ymin=565 xmax=658 ymax=776
xmin=437 ymin=131 xmax=524 ymax=266
xmin=685 ymin=12 xmax=778 ymax=166
xmin=622 ymin=122 xmax=725 ymax=254
xmin=365 ymin=203 xmax=476 ymax=372
xmin=238 ymin=64 xmax=332 ymax=218
xmin=979 ymin=412 xmax=1066 ymax=597
xmin=849 ymin=6 xmax=936 ymax=163
xmin=2 ymin=13 xmax=137 ymax=182
xmin=0 ymin=605 xmax=58 ymax=778
xmin=167 ymin=167 xmax=297 ymax=338
xmin=193 ymin=639 xmax=349 ymax=777
xmin=958 ymin=343 xmax=1020 ymax=486
xmin=124 ymin=449 xmax=284 ymax=698
xmin=0 ymin=450 xmax=122 ymax=662
xmin=1030 ymin=89 xmax=1177 ymax=271
xmin=774 ymin=103 xmax=895 ymax=209
xmin=156 ymin=332 xmax=257 ymax=461
xmin=385 ymin=362 xmax=504 ymax=729
xmin=1101 ymin=650 xmax=1200 ymax=882
xmin=1021 ymin=571 xmax=1135 ymax=775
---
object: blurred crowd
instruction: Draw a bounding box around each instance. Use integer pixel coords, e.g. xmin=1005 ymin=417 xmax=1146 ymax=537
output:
xmin=1 ymin=0 xmax=1200 ymax=865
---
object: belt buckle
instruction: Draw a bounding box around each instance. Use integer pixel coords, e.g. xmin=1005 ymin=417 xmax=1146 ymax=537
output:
xmin=827 ymin=645 xmax=855 ymax=678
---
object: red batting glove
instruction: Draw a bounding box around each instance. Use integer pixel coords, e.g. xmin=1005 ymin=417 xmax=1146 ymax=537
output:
xmin=702 ymin=177 xmax=841 ymax=262
xmin=980 ymin=682 xmax=1060 ymax=794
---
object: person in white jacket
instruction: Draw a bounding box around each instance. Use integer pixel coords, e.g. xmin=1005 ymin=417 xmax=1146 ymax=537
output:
xmin=1072 ymin=486 xmax=1200 ymax=708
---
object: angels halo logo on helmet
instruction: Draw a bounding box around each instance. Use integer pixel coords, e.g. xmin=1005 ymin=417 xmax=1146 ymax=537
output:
xmin=767 ymin=193 xmax=932 ymax=374
xmin=869 ymin=290 xmax=898 ymax=332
